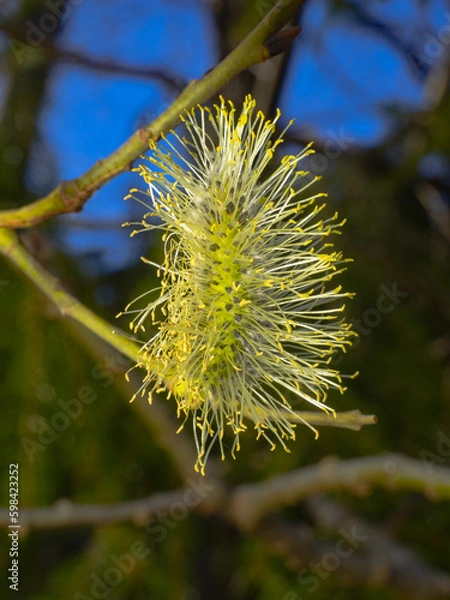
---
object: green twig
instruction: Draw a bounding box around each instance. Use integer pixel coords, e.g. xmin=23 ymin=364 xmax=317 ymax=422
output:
xmin=289 ymin=409 xmax=377 ymax=431
xmin=0 ymin=227 xmax=139 ymax=362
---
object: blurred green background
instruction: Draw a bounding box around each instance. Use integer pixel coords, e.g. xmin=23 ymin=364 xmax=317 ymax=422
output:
xmin=1 ymin=0 xmax=450 ymax=598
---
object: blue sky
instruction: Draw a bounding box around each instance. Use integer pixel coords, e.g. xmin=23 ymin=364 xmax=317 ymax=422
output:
xmin=0 ymin=0 xmax=448 ymax=269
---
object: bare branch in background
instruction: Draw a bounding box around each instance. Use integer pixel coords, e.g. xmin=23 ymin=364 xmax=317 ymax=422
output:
xmin=0 ymin=24 xmax=187 ymax=91
xmin=229 ymin=454 xmax=450 ymax=530
xmin=259 ymin=515 xmax=450 ymax=599
xmin=2 ymin=479 xmax=448 ymax=596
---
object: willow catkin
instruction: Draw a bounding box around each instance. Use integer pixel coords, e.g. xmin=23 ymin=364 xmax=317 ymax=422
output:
xmin=122 ymin=95 xmax=355 ymax=474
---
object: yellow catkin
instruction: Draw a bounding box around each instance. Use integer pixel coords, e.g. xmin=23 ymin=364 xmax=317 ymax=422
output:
xmin=122 ymin=95 xmax=355 ymax=474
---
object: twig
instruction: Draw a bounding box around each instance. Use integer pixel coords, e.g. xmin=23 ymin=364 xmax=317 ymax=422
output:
xmin=258 ymin=516 xmax=450 ymax=599
xmin=0 ymin=489 xmax=204 ymax=532
xmin=53 ymin=48 xmax=187 ymax=90
xmin=345 ymin=1 xmax=428 ymax=79
xmin=228 ymin=453 xmax=450 ymax=530
xmin=1 ymin=468 xmax=450 ymax=598
xmin=305 ymin=494 xmax=450 ymax=597
xmin=306 ymin=495 xmax=440 ymax=585
xmin=3 ymin=453 xmax=450 ymax=533
xmin=286 ymin=409 xmax=377 ymax=431
xmin=0 ymin=0 xmax=308 ymax=229
xmin=0 ymin=23 xmax=186 ymax=90
xmin=0 ymin=227 xmax=139 ymax=363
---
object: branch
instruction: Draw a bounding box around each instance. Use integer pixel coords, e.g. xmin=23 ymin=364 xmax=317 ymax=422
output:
xmin=286 ymin=409 xmax=377 ymax=431
xmin=0 ymin=227 xmax=139 ymax=363
xmin=258 ymin=516 xmax=450 ymax=599
xmin=0 ymin=24 xmax=185 ymax=90
xmin=304 ymin=495 xmax=450 ymax=597
xmin=345 ymin=1 xmax=428 ymax=79
xmin=0 ymin=488 xmax=213 ymax=532
xmin=228 ymin=454 xmax=450 ymax=530
xmin=0 ymin=0 xmax=307 ymax=229
xmin=0 ymin=24 xmax=186 ymax=90
xmin=4 ymin=453 xmax=450 ymax=533
xmin=49 ymin=47 xmax=187 ymax=90
xmin=2 ymin=487 xmax=448 ymax=596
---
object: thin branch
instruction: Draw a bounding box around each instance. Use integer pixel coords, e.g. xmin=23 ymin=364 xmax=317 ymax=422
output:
xmin=228 ymin=453 xmax=450 ymax=530
xmin=0 ymin=0 xmax=308 ymax=229
xmin=345 ymin=0 xmax=428 ymax=79
xmin=0 ymin=23 xmax=186 ymax=90
xmin=0 ymin=490 xmax=192 ymax=532
xmin=415 ymin=182 xmax=450 ymax=242
xmin=305 ymin=494 xmax=448 ymax=580
xmin=286 ymin=409 xmax=377 ymax=431
xmin=0 ymin=227 xmax=139 ymax=363
xmin=1 ymin=476 xmax=449 ymax=598
xmin=258 ymin=516 xmax=450 ymax=599
xmin=51 ymin=48 xmax=187 ymax=90
xmin=3 ymin=453 xmax=450 ymax=533
xmin=3 ymin=485 xmax=447 ymax=596
xmin=266 ymin=14 xmax=303 ymax=117
xmin=0 ymin=24 xmax=186 ymax=90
